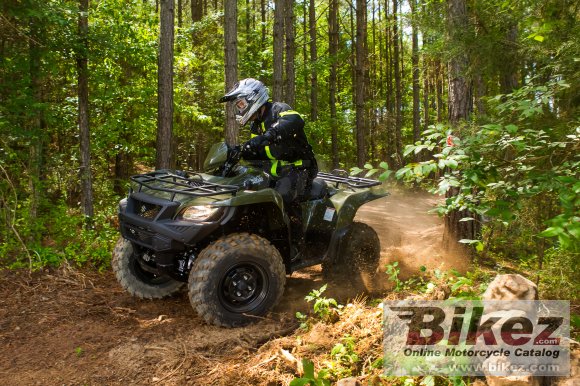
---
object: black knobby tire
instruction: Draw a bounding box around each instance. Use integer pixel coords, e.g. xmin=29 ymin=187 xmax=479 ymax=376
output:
xmin=323 ymin=222 xmax=381 ymax=277
xmin=112 ymin=237 xmax=184 ymax=299
xmin=188 ymin=233 xmax=286 ymax=327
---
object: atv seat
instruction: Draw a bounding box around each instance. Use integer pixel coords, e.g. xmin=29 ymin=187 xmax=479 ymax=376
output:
xmin=307 ymin=178 xmax=329 ymax=200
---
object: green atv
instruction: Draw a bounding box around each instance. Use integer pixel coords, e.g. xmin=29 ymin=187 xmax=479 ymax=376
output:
xmin=112 ymin=143 xmax=388 ymax=327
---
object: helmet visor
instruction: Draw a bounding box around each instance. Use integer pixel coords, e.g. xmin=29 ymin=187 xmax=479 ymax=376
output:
xmin=235 ymin=98 xmax=249 ymax=115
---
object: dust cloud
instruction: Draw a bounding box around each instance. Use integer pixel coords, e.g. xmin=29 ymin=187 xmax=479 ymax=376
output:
xmin=356 ymin=187 xmax=469 ymax=283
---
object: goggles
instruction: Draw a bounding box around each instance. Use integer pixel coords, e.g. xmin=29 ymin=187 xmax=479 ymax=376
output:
xmin=235 ymin=98 xmax=249 ymax=114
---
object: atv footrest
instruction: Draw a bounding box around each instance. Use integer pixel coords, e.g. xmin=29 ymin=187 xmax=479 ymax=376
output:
xmin=289 ymin=256 xmax=325 ymax=272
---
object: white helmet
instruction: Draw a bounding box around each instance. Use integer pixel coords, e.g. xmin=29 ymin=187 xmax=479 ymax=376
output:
xmin=219 ymin=78 xmax=269 ymax=126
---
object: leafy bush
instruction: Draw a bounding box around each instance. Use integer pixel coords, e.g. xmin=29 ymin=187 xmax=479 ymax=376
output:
xmin=396 ymin=79 xmax=578 ymax=255
xmin=1 ymin=199 xmax=119 ymax=270
xmin=304 ymin=284 xmax=342 ymax=322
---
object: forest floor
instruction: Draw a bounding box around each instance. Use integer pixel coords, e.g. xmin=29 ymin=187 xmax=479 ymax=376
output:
xmin=0 ymin=189 xmax=469 ymax=385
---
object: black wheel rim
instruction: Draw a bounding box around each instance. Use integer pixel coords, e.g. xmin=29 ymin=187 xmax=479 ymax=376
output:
xmin=131 ymin=252 xmax=174 ymax=285
xmin=218 ymin=261 xmax=269 ymax=314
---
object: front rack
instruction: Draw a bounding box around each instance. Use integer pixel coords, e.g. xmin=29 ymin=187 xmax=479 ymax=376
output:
xmin=130 ymin=170 xmax=239 ymax=200
xmin=316 ymin=171 xmax=381 ymax=188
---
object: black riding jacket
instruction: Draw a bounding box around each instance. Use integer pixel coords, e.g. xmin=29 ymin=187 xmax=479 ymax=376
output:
xmin=242 ymin=102 xmax=316 ymax=177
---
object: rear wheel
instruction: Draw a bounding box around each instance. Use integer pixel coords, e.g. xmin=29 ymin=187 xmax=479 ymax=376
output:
xmin=112 ymin=237 xmax=184 ymax=299
xmin=188 ymin=233 xmax=286 ymax=327
xmin=323 ymin=222 xmax=381 ymax=277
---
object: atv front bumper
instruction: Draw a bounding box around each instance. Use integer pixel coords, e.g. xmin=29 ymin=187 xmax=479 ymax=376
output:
xmin=118 ymin=192 xmax=227 ymax=253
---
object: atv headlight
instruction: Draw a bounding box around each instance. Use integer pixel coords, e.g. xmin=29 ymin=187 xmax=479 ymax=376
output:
xmin=180 ymin=205 xmax=220 ymax=221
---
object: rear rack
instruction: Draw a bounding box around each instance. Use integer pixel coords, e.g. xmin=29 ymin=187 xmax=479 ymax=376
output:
xmin=130 ymin=170 xmax=239 ymax=200
xmin=317 ymin=171 xmax=381 ymax=188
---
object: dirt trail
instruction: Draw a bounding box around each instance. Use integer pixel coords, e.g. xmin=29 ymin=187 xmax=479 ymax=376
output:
xmin=0 ymin=188 xmax=467 ymax=385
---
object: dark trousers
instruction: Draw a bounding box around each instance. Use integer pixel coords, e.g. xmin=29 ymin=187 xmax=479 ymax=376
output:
xmin=274 ymin=164 xmax=317 ymax=244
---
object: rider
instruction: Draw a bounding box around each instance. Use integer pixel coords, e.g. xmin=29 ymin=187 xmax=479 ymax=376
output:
xmin=219 ymin=78 xmax=318 ymax=251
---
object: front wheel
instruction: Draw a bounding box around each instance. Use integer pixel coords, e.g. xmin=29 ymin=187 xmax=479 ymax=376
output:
xmin=112 ymin=237 xmax=184 ymax=299
xmin=188 ymin=233 xmax=286 ymax=327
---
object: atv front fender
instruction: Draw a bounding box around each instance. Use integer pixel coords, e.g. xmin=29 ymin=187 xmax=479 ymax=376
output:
xmin=212 ymin=188 xmax=290 ymax=226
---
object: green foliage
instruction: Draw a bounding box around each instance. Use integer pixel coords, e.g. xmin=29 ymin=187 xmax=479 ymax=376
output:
xmin=385 ymin=262 xmax=403 ymax=292
xmin=2 ymin=200 xmax=119 ymax=270
xmin=533 ymin=248 xmax=580 ymax=301
xmin=397 ymin=79 xmax=579 ymax=257
xmin=295 ymin=311 xmax=309 ymax=330
xmin=304 ymin=284 xmax=342 ymax=322
xmin=74 ymin=347 xmax=83 ymax=357
xmin=289 ymin=359 xmax=330 ymax=386
xmin=327 ymin=335 xmax=360 ymax=379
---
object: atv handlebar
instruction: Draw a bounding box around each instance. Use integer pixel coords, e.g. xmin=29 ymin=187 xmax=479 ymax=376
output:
xmin=222 ymin=145 xmax=242 ymax=177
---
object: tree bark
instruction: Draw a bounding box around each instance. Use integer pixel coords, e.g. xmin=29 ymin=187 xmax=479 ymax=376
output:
xmin=260 ymin=0 xmax=266 ymax=67
xmin=422 ymin=8 xmax=430 ymax=135
xmin=385 ymin=0 xmax=395 ymax=167
xmin=191 ymin=0 xmax=203 ymax=23
xmin=355 ymin=0 xmax=367 ymax=167
xmin=329 ymin=0 xmax=339 ymax=169
xmin=435 ymin=59 xmax=444 ymax=122
xmin=445 ymin=0 xmax=479 ymax=247
xmin=28 ymin=21 xmax=43 ymax=224
xmin=447 ymin=0 xmax=470 ymax=125
xmin=273 ymin=0 xmax=284 ymax=101
xmin=284 ymin=0 xmax=295 ymax=106
xmin=392 ymin=0 xmax=402 ymax=168
xmin=156 ymin=0 xmax=174 ymax=169
xmin=500 ymin=23 xmax=519 ymax=94
xmin=411 ymin=0 xmax=421 ymax=160
xmin=370 ymin=0 xmax=377 ymax=161
xmin=309 ymin=0 xmax=317 ymax=120
xmin=224 ymin=0 xmax=238 ymax=145
xmin=302 ymin=1 xmax=309 ymax=105
xmin=78 ymin=0 xmax=93 ymax=218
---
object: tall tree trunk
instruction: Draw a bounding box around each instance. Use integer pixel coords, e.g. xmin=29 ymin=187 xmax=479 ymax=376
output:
xmin=284 ymin=0 xmax=295 ymax=106
xmin=377 ymin=0 xmax=385 ymax=151
xmin=355 ymin=0 xmax=367 ymax=167
xmin=28 ymin=21 xmax=43 ymax=224
xmin=370 ymin=0 xmax=377 ymax=161
xmin=447 ymin=9 xmax=470 ymax=123
xmin=329 ymin=0 xmax=339 ymax=169
xmin=385 ymin=0 xmax=394 ymax=167
xmin=191 ymin=0 xmax=203 ymax=22
xmin=474 ymin=72 xmax=486 ymax=115
xmin=444 ymin=0 xmax=479 ymax=247
xmin=422 ymin=8 xmax=430 ymax=135
xmin=392 ymin=0 xmax=402 ymax=168
xmin=500 ymin=23 xmax=519 ymax=93
xmin=177 ymin=0 xmax=182 ymax=28
xmin=260 ymin=0 xmax=266 ymax=71
xmin=224 ymin=0 xmax=238 ymax=145
xmin=411 ymin=0 xmax=421 ymax=160
xmin=302 ymin=1 xmax=309 ymax=105
xmin=309 ymin=0 xmax=318 ymax=120
xmin=273 ymin=0 xmax=284 ymax=101
xmin=245 ymin=0 xmax=250 ymax=35
xmin=78 ymin=0 xmax=93 ymax=218
xmin=156 ymin=0 xmax=175 ymax=169
xmin=435 ymin=60 xmax=443 ymax=122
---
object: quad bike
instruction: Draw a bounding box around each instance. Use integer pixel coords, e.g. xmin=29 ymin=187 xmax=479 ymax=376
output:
xmin=112 ymin=143 xmax=388 ymax=327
